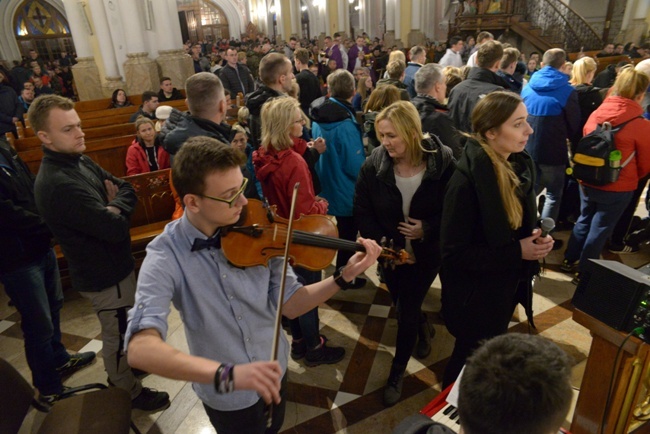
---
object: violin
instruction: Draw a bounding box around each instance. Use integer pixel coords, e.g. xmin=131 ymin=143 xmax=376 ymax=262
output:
xmin=221 ymin=199 xmax=409 ymax=271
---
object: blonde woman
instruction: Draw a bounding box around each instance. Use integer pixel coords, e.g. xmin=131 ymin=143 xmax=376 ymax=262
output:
xmin=440 ymin=91 xmax=554 ymax=388
xmin=354 ymin=101 xmax=455 ymax=406
xmin=252 ymin=97 xmax=343 ymax=367
xmin=568 ymin=56 xmax=603 ymax=150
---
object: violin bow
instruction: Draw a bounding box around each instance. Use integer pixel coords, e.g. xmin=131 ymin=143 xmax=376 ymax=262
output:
xmin=267 ymin=182 xmax=300 ymax=427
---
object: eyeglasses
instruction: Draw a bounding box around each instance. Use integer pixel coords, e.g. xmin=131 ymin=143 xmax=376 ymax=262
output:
xmin=293 ymin=118 xmax=306 ymax=125
xmin=199 ymin=178 xmax=248 ymax=208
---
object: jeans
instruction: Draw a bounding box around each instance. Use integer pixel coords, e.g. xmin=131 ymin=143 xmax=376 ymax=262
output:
xmin=288 ymin=267 xmax=321 ymax=348
xmin=565 ymin=186 xmax=633 ymax=271
xmin=0 ymin=249 xmax=69 ymax=395
xmin=536 ymin=164 xmax=566 ymax=226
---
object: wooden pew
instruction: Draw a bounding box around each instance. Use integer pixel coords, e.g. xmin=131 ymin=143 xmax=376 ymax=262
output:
xmin=19 ymin=134 xmax=134 ymax=177
xmin=56 ymin=169 xmax=175 ymax=288
xmin=73 ymin=89 xmax=186 ymax=114
xmin=78 ymin=98 xmax=188 ymax=121
xmin=13 ymin=123 xmax=137 ymax=153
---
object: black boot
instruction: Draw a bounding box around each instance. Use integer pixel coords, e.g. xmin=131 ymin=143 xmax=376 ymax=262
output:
xmin=383 ymin=362 xmax=406 ymax=407
xmin=415 ymin=313 xmax=435 ymax=359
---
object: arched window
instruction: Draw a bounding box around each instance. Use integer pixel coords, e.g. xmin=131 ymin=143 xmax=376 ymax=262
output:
xmin=14 ymin=0 xmax=75 ymax=62
xmin=177 ymin=0 xmax=229 ymax=43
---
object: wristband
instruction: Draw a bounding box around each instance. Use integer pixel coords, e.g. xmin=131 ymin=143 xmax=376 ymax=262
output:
xmin=333 ymin=266 xmax=354 ymax=290
xmin=214 ymin=363 xmax=235 ymax=394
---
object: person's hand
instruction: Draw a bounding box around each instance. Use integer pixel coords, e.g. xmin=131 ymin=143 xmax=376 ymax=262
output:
xmin=233 ymin=361 xmax=282 ymax=404
xmin=104 ymin=179 xmax=118 ymax=202
xmin=398 ymin=218 xmax=424 ymax=240
xmin=315 ymin=196 xmax=328 ymax=205
xmin=520 ymin=228 xmax=554 ymax=261
xmin=309 ymin=137 xmax=326 ymax=154
xmin=342 ymin=237 xmax=382 ymax=280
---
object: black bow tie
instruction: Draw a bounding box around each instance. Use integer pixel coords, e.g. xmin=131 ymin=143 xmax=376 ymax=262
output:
xmin=191 ymin=231 xmax=222 ymax=251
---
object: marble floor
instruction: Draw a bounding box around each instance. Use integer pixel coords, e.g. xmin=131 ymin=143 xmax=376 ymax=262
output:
xmin=3 ymin=225 xmax=650 ymax=434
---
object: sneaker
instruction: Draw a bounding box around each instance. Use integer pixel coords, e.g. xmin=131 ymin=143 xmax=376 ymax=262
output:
xmin=291 ymin=335 xmax=328 ymax=360
xmin=56 ymin=352 xmax=96 ymax=377
xmin=33 ymin=386 xmax=72 ymax=412
xmin=304 ymin=337 xmax=345 ymax=367
xmin=383 ymin=364 xmax=406 ymax=407
xmin=571 ymin=272 xmax=581 ymax=286
xmin=609 ymin=243 xmax=639 ymax=254
xmin=560 ymin=259 xmax=578 ymax=273
xmin=132 ymin=387 xmax=170 ymax=412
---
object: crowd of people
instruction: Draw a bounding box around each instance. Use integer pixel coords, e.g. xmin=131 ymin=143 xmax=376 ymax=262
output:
xmin=2 ymin=29 xmax=650 ymax=434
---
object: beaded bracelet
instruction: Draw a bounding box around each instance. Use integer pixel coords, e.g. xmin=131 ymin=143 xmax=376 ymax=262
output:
xmin=214 ymin=363 xmax=235 ymax=394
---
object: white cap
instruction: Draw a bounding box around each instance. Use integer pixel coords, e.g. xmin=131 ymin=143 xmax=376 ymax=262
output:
xmin=156 ymin=105 xmax=173 ymax=120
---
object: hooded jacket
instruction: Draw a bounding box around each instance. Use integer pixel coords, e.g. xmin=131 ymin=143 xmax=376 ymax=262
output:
xmin=253 ymin=141 xmax=327 ymax=220
xmin=245 ymin=85 xmax=282 ymax=148
xmin=447 ymin=67 xmax=508 ymax=133
xmin=354 ymin=136 xmax=455 ymax=267
xmin=522 ymin=66 xmax=581 ymax=165
xmin=441 ymin=138 xmax=539 ymax=340
xmin=411 ymin=94 xmax=463 ymax=159
xmin=160 ymin=108 xmax=232 ymax=157
xmin=125 ymin=136 xmax=171 ymax=176
xmin=0 ymin=83 xmax=22 ymax=137
xmin=310 ymin=97 xmax=365 ymax=216
xmin=582 ymin=96 xmax=650 ymax=192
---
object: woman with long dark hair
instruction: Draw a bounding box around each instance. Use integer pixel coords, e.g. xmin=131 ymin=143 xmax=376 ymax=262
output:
xmin=440 ymin=91 xmax=554 ymax=387
xmin=109 ymin=88 xmax=133 ymax=109
xmin=354 ymin=101 xmax=455 ymax=406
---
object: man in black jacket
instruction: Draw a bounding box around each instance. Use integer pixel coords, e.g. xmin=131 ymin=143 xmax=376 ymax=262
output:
xmin=218 ymin=48 xmax=255 ymax=97
xmin=0 ymin=138 xmax=95 ymax=409
xmin=294 ymin=48 xmax=322 ymax=115
xmin=157 ymin=77 xmax=183 ymax=102
xmin=31 ymin=95 xmax=170 ymax=412
xmin=412 ymin=63 xmax=463 ymax=159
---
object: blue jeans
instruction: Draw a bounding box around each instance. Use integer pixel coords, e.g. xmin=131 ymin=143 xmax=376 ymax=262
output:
xmin=565 ymin=186 xmax=633 ymax=271
xmin=536 ymin=164 xmax=566 ymax=225
xmin=0 ymin=249 xmax=69 ymax=395
xmin=288 ymin=267 xmax=321 ymax=348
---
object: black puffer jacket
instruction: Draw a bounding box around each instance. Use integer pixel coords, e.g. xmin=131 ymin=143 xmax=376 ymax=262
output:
xmin=217 ymin=64 xmax=255 ymax=96
xmin=245 ymin=86 xmax=282 ymax=148
xmin=411 ymin=94 xmax=464 ymax=159
xmin=160 ymin=108 xmax=232 ymax=156
xmin=354 ymin=136 xmax=455 ymax=267
xmin=0 ymin=141 xmax=52 ymax=273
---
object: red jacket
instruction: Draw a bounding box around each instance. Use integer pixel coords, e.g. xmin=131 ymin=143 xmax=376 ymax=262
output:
xmin=583 ymin=96 xmax=650 ymax=192
xmin=125 ymin=138 xmax=171 ymax=176
xmin=253 ymin=142 xmax=327 ymax=219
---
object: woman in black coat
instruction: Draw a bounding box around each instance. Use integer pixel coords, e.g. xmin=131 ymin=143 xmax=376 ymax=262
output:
xmin=354 ymin=101 xmax=455 ymax=407
xmin=440 ymin=91 xmax=554 ymax=388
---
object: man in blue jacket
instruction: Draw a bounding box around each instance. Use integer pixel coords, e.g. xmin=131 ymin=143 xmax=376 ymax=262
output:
xmin=311 ymin=69 xmax=367 ymax=287
xmin=523 ymin=48 xmax=581 ymax=243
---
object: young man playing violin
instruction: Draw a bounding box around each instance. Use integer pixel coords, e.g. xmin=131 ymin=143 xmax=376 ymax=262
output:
xmin=125 ymin=136 xmax=382 ymax=434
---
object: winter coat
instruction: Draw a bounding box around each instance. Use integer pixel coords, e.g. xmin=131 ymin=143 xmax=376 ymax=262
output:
xmin=125 ymin=136 xmax=171 ymax=176
xmin=310 ymin=97 xmax=365 ymax=216
xmin=157 ymin=88 xmax=183 ymax=102
xmin=0 ymin=84 xmax=22 ymax=137
xmin=404 ymin=63 xmax=422 ymax=98
xmin=376 ymin=78 xmax=410 ymax=101
xmin=245 ymin=86 xmax=282 ymax=148
xmin=571 ymin=83 xmax=604 ymax=151
xmin=160 ymin=108 xmax=232 ymax=157
xmin=217 ymin=64 xmax=255 ymax=96
xmin=522 ymin=66 xmax=581 ymax=166
xmin=411 ymin=95 xmax=464 ymax=159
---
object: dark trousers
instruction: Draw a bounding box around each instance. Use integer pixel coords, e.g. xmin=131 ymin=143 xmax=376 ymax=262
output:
xmin=289 ymin=267 xmax=322 ymax=347
xmin=383 ymin=263 xmax=438 ymax=366
xmin=335 ymin=216 xmax=358 ymax=269
xmin=203 ymin=374 xmax=288 ymax=434
xmin=0 ymin=249 xmax=69 ymax=395
xmin=610 ymin=175 xmax=650 ymax=244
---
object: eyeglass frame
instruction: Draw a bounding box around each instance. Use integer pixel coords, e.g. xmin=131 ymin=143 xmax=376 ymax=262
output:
xmin=198 ymin=177 xmax=248 ymax=208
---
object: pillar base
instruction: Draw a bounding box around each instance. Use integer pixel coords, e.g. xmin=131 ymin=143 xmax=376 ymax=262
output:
xmin=408 ymin=30 xmax=425 ymax=47
xmin=124 ymin=52 xmax=160 ymax=96
xmin=71 ymin=57 xmax=104 ymax=101
xmin=156 ymin=49 xmax=194 ymax=91
xmin=384 ymin=31 xmax=396 ymax=48
xmin=102 ymin=76 xmax=126 ymax=98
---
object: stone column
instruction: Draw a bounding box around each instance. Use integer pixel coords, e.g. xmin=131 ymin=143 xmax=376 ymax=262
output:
xmin=384 ymin=0 xmax=396 ymax=47
xmin=408 ymin=0 xmax=424 ymax=46
xmin=358 ymin=0 xmax=366 ymax=35
xmin=86 ymin=0 xmax=125 ymax=98
xmin=394 ymin=0 xmax=401 ymax=46
xmin=117 ymin=0 xmax=158 ymax=96
xmin=153 ymin=0 xmax=193 ymax=89
xmin=289 ymin=0 xmax=300 ymax=37
xmin=61 ymin=0 xmax=103 ymax=100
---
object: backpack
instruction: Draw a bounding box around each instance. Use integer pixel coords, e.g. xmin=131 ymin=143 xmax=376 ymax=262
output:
xmin=571 ymin=116 xmax=641 ymax=186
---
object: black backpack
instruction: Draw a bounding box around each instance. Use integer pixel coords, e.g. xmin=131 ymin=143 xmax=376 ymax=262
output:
xmin=571 ymin=116 xmax=641 ymax=186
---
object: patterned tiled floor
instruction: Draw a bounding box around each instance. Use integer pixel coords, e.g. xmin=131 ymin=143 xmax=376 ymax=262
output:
xmin=3 ymin=226 xmax=650 ymax=434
